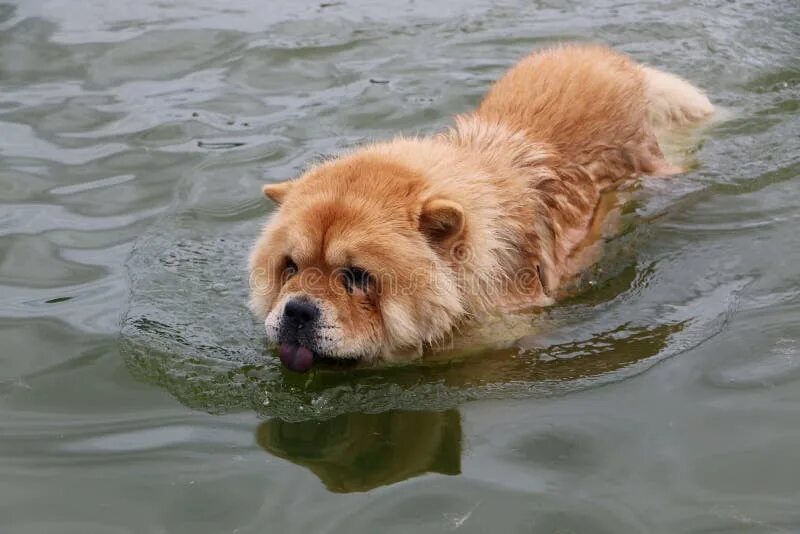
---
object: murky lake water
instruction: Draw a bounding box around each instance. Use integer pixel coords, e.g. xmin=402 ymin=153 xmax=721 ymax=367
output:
xmin=2 ymin=0 xmax=800 ymax=531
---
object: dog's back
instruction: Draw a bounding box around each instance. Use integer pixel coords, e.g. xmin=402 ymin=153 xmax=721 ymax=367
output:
xmin=475 ymin=44 xmax=713 ymax=181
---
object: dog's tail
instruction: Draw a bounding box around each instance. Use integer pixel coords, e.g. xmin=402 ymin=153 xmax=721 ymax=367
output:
xmin=642 ymin=66 xmax=714 ymax=131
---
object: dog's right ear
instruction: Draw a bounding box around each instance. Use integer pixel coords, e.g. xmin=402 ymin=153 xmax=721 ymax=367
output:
xmin=262 ymin=181 xmax=293 ymax=204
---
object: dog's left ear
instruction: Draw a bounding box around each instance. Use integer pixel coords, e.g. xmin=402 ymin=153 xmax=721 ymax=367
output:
xmin=419 ymin=198 xmax=465 ymax=246
xmin=262 ymin=181 xmax=293 ymax=204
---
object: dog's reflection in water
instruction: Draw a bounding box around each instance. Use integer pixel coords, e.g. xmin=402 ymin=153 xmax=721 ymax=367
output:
xmin=256 ymin=410 xmax=461 ymax=493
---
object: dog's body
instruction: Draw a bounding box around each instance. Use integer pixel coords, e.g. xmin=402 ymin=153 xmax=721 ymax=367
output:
xmin=249 ymin=44 xmax=713 ymax=372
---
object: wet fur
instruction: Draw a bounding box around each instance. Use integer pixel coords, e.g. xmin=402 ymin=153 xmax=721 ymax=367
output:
xmin=249 ymin=43 xmax=713 ymax=362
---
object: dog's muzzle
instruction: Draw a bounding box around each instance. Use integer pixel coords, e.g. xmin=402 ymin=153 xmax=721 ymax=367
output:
xmin=277 ymin=297 xmax=320 ymax=373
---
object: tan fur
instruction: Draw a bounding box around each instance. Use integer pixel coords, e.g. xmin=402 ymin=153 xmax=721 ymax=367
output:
xmin=248 ymin=43 xmax=713 ymax=363
xmin=641 ymin=66 xmax=714 ymax=130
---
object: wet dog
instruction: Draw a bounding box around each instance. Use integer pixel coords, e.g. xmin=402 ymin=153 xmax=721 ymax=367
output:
xmin=248 ymin=44 xmax=713 ymax=372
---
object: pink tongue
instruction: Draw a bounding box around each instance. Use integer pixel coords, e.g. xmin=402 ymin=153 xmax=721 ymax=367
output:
xmin=279 ymin=343 xmax=314 ymax=373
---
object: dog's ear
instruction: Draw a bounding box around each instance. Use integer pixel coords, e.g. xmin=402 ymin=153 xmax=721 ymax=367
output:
xmin=419 ymin=198 xmax=465 ymax=246
xmin=262 ymin=181 xmax=293 ymax=204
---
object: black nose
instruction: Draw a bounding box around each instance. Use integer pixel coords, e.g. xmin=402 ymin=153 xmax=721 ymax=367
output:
xmin=283 ymin=298 xmax=320 ymax=328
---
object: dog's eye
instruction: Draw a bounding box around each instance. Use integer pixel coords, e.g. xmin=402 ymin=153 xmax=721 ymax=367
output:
xmin=341 ymin=266 xmax=371 ymax=293
xmin=283 ymin=257 xmax=298 ymax=279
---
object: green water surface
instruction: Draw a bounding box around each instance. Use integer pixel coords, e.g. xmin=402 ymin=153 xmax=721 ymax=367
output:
xmin=1 ymin=0 xmax=799 ymax=532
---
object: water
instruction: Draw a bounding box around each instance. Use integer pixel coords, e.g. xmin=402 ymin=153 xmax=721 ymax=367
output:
xmin=2 ymin=0 xmax=799 ymax=531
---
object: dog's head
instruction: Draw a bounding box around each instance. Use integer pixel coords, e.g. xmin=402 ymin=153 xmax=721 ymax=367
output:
xmin=248 ymin=146 xmax=472 ymax=372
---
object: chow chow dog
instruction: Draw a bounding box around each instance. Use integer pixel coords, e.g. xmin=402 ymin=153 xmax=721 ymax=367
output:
xmin=249 ymin=44 xmax=713 ymax=372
